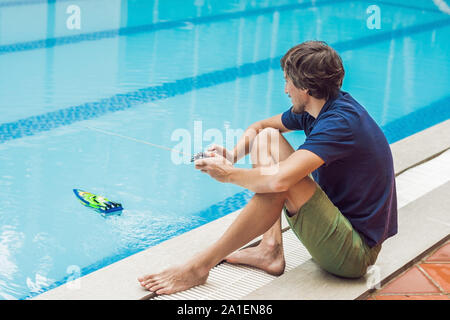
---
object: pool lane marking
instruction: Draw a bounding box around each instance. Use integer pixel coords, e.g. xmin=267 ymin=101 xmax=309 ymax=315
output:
xmin=1 ymin=17 xmax=450 ymax=145
xmin=0 ymin=0 xmax=441 ymax=13
xmin=82 ymin=125 xmax=188 ymax=156
xmin=364 ymin=0 xmax=448 ymax=14
xmin=0 ymin=0 xmax=82 ymax=7
xmin=0 ymin=0 xmax=347 ymax=54
xmin=0 ymin=0 xmax=444 ymax=55
xmin=382 ymin=95 xmax=450 ymax=144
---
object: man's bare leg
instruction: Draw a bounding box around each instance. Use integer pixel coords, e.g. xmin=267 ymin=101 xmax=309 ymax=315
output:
xmin=138 ymin=129 xmax=316 ymax=294
xmin=138 ymin=177 xmax=316 ymax=294
xmin=224 ymin=217 xmax=285 ymax=275
xmin=225 ymin=128 xmax=296 ymax=275
xmin=138 ymin=190 xmax=288 ymax=294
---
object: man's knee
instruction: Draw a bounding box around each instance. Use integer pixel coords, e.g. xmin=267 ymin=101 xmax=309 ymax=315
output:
xmin=250 ymin=128 xmax=281 ymax=164
xmin=252 ymin=127 xmax=279 ymax=148
xmin=257 ymin=128 xmax=280 ymax=144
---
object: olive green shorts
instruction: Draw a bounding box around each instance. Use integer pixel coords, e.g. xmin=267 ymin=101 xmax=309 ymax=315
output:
xmin=283 ymin=184 xmax=382 ymax=278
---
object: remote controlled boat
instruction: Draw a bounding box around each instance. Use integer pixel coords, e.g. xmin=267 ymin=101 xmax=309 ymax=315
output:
xmin=73 ymin=189 xmax=123 ymax=216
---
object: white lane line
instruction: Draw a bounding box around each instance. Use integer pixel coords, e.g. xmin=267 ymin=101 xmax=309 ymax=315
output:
xmin=82 ymin=125 xmax=188 ymax=156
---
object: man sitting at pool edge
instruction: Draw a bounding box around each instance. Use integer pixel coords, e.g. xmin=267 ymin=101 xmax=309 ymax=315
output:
xmin=138 ymin=41 xmax=398 ymax=295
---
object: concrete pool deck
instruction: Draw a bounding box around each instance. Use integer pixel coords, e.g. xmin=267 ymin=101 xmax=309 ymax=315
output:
xmin=35 ymin=119 xmax=450 ymax=300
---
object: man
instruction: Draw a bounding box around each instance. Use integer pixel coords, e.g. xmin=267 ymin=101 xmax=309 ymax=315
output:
xmin=138 ymin=41 xmax=398 ymax=295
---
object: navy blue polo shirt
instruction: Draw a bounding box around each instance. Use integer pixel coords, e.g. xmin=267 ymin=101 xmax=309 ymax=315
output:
xmin=281 ymin=91 xmax=397 ymax=247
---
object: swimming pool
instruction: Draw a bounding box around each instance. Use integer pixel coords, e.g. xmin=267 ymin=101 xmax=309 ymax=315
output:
xmin=0 ymin=0 xmax=449 ymax=300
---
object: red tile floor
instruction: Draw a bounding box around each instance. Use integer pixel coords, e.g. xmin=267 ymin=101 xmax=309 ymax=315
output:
xmin=367 ymin=239 xmax=450 ymax=300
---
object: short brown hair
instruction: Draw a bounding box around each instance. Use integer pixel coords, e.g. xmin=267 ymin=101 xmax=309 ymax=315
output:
xmin=280 ymin=41 xmax=345 ymax=100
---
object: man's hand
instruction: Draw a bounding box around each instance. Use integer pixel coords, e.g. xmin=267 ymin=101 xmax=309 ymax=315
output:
xmin=207 ymin=144 xmax=235 ymax=163
xmin=194 ymin=152 xmax=234 ymax=183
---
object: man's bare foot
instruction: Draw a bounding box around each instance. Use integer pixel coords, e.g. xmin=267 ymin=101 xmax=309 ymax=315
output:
xmin=224 ymin=242 xmax=285 ymax=276
xmin=138 ymin=263 xmax=209 ymax=295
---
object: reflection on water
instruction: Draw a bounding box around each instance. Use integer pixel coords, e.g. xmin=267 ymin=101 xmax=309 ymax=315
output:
xmin=0 ymin=226 xmax=24 ymax=299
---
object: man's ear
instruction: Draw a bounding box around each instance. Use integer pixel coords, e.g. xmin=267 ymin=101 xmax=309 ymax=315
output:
xmin=300 ymin=88 xmax=310 ymax=96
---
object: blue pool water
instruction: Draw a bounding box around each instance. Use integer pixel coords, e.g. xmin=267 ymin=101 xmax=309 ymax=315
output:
xmin=0 ymin=0 xmax=449 ymax=299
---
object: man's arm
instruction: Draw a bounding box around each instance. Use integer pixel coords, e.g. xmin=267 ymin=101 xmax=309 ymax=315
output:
xmin=227 ymin=149 xmax=324 ymax=193
xmin=195 ymin=149 xmax=324 ymax=193
xmin=230 ymin=114 xmax=291 ymax=163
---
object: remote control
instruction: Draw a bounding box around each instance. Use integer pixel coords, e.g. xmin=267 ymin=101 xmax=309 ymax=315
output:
xmin=190 ymin=152 xmax=210 ymax=162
